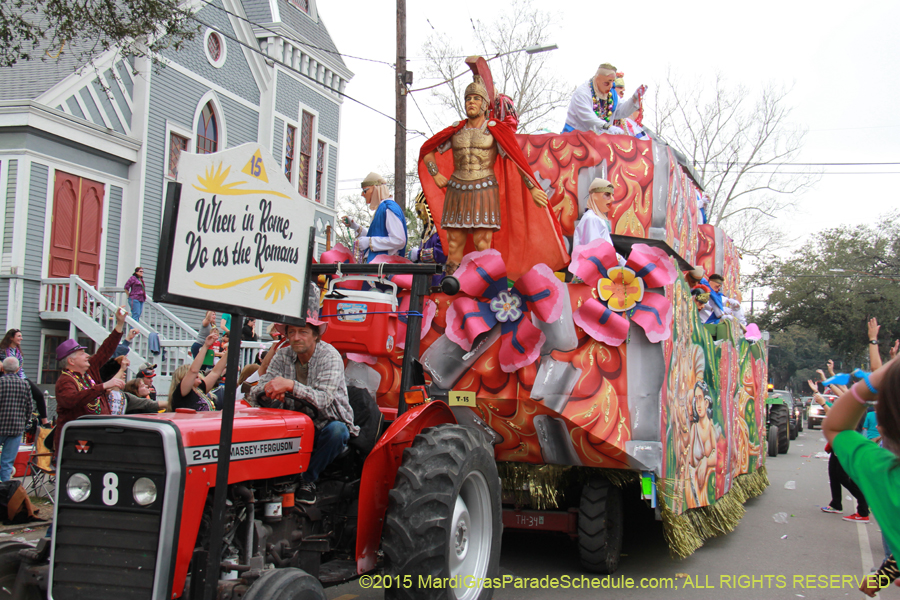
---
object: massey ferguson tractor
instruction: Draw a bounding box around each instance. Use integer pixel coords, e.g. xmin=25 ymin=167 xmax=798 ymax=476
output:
xmin=4 ymin=263 xmax=500 ymax=600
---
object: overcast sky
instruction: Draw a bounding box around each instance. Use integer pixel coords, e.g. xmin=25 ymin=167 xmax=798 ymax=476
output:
xmin=319 ymin=0 xmax=900 ymax=268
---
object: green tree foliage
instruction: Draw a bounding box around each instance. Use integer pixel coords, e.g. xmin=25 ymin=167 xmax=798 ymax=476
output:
xmin=1 ymin=0 xmax=197 ymax=68
xmin=754 ymin=213 xmax=900 ymax=361
xmin=767 ymin=326 xmax=835 ymax=392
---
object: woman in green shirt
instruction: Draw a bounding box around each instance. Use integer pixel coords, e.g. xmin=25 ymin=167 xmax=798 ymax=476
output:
xmin=823 ymin=356 xmax=900 ymax=596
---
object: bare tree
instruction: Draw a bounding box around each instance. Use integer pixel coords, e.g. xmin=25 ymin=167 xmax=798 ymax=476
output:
xmin=334 ymin=166 xmax=423 ymax=254
xmin=649 ymin=69 xmax=819 ymax=257
xmin=417 ymin=0 xmax=569 ymax=134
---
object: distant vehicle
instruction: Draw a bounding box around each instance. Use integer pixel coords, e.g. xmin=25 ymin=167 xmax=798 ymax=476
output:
xmin=807 ymin=395 xmax=837 ymax=429
xmin=766 ymin=390 xmax=795 ymax=455
xmin=799 ymin=396 xmax=814 ymax=408
xmin=790 ymin=395 xmax=803 ymax=438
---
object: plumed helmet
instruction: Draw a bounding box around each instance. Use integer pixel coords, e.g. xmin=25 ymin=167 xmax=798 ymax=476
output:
xmin=464 ymin=75 xmax=490 ymax=108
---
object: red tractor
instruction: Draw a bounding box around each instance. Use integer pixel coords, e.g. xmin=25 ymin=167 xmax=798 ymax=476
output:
xmin=5 ymin=264 xmax=501 ymax=600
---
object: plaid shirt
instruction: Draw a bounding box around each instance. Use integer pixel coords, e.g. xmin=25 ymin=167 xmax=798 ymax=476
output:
xmin=250 ymin=341 xmax=358 ymax=436
xmin=0 ymin=372 xmax=32 ymax=437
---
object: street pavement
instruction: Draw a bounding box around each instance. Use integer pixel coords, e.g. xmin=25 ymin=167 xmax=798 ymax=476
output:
xmin=11 ymin=425 xmax=894 ymax=599
xmin=326 ymin=426 xmax=898 ymax=600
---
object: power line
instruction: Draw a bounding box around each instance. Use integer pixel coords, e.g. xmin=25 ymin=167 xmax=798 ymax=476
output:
xmin=734 ymin=171 xmax=900 ymax=175
xmin=198 ymin=0 xmax=394 ymax=67
xmin=407 ymin=89 xmax=435 ymax=137
xmin=707 ymin=161 xmax=900 ymax=166
xmin=186 ymin=14 xmax=426 ymax=137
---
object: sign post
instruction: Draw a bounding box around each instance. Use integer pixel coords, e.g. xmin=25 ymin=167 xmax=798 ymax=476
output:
xmin=153 ymin=144 xmax=318 ymax=600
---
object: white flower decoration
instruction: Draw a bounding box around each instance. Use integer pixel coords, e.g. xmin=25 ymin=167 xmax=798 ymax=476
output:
xmin=489 ymin=290 xmax=523 ymax=323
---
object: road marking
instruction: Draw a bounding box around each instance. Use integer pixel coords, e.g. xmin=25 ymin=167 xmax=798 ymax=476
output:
xmin=858 ymin=521 xmax=873 ymax=574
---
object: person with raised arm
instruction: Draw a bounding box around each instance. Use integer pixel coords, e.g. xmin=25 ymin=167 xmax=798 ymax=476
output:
xmin=562 ymin=63 xmax=646 ymax=135
xmin=54 ymin=306 xmax=127 ymax=452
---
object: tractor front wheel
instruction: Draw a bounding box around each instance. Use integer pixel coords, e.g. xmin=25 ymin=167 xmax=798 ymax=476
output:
xmin=383 ymin=424 xmax=502 ymax=600
xmin=767 ymin=425 xmax=778 ymax=457
xmin=242 ymin=568 xmax=326 ymax=600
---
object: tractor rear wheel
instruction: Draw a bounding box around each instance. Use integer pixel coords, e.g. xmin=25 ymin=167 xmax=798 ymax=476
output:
xmin=770 ymin=404 xmax=790 ymax=454
xmin=383 ymin=424 xmax=502 ymax=600
xmin=578 ymin=477 xmax=624 ymax=574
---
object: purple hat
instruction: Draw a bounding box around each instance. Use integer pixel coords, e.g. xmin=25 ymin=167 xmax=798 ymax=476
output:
xmin=56 ymin=339 xmax=87 ymax=362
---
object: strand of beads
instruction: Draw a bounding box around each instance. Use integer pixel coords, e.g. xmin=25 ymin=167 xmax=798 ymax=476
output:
xmin=590 ymin=80 xmax=614 ymax=123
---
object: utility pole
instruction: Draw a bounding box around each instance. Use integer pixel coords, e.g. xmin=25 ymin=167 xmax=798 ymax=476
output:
xmin=395 ymin=0 xmax=408 ymax=209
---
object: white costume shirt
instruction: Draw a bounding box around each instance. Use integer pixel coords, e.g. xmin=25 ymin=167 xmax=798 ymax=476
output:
xmin=573 ymin=210 xmax=613 ymax=249
xmin=565 ymin=79 xmax=640 ymax=134
xmin=350 ymin=198 xmax=407 ymax=255
xmin=722 ymin=297 xmax=746 ymax=326
xmin=573 ymin=210 xmax=626 ymax=266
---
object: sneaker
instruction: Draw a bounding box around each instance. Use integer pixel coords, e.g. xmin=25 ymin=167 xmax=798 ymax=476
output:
xmin=842 ymin=513 xmax=870 ymax=523
xmin=297 ymin=480 xmax=316 ymax=505
xmin=821 ymin=506 xmax=842 ymax=514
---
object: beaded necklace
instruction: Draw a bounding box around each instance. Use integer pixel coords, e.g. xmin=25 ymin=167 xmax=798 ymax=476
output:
xmin=590 ymin=79 xmax=615 ymax=123
xmin=62 ymin=368 xmax=104 ymax=414
xmin=192 ymin=385 xmax=217 ymax=411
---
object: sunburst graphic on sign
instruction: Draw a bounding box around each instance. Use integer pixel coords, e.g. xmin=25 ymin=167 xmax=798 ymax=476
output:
xmin=194 ymin=272 xmax=299 ymax=304
xmin=193 ymin=162 xmax=288 ymax=198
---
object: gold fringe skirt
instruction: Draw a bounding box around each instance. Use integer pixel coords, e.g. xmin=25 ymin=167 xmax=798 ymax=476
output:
xmin=442 ymin=175 xmax=501 ymax=229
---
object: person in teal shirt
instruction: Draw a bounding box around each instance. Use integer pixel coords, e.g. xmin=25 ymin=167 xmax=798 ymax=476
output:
xmin=864 ymin=408 xmax=880 ymax=442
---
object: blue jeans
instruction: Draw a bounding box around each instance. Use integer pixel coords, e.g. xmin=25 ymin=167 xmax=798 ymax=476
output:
xmin=303 ymin=421 xmax=349 ymax=483
xmin=0 ymin=434 xmax=21 ymax=481
xmin=129 ymin=299 xmax=144 ymax=322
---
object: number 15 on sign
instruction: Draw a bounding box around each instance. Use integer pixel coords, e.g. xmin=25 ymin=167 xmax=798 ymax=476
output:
xmin=449 ymin=390 xmax=477 ymax=407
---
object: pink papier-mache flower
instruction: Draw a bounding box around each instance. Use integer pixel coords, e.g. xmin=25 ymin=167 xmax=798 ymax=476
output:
xmin=445 ymin=250 xmax=565 ymax=372
xmin=568 ymin=240 xmax=677 ymax=346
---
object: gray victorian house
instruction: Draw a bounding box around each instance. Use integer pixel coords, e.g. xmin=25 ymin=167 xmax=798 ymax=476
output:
xmin=0 ymin=0 xmax=351 ymax=389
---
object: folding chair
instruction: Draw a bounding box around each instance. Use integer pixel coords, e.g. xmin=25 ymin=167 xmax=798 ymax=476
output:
xmin=25 ymin=426 xmax=56 ymax=503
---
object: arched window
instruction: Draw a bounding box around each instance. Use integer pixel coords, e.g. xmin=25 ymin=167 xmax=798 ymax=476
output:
xmin=197 ymin=103 xmax=218 ymax=154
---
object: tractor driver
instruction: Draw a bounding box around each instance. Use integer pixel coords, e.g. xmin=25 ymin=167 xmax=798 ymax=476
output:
xmin=250 ymin=300 xmax=358 ymax=505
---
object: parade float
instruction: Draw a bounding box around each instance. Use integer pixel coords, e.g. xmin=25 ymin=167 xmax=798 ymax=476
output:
xmin=324 ymin=58 xmax=770 ymax=569
xmin=7 ymin=59 xmax=768 ymax=600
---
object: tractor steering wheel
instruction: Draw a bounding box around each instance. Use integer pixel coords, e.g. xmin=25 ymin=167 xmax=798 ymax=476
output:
xmin=284 ymin=392 xmax=320 ymax=421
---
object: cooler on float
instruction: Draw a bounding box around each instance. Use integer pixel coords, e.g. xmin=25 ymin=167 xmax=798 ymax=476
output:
xmin=320 ymin=276 xmax=399 ymax=356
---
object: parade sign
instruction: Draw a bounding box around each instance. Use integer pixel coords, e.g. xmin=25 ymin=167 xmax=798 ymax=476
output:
xmin=155 ymin=143 xmax=315 ymax=324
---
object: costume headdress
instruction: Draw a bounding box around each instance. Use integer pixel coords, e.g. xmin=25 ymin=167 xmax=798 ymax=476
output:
xmin=362 ymin=171 xmax=391 ymax=208
xmin=464 ymin=75 xmax=490 ymax=108
xmin=361 ymin=172 xmax=387 ymax=188
xmin=614 ymin=71 xmax=625 ymax=90
xmin=596 ymin=63 xmax=617 ymax=77
xmin=589 ymin=177 xmax=615 ymax=194
xmin=414 ymin=191 xmax=436 ymax=241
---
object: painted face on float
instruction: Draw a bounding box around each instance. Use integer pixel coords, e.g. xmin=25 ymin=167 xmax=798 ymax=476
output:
xmin=591 ymin=191 xmax=614 ymax=215
xmin=361 ymin=186 xmax=378 ymax=211
xmin=465 ymin=94 xmax=486 ymax=118
xmin=595 ymin=72 xmax=615 ymax=95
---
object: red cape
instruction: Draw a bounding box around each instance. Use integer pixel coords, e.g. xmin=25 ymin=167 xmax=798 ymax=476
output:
xmin=418 ymin=119 xmax=569 ymax=280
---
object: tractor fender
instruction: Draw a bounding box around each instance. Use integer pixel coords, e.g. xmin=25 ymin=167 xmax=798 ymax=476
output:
xmin=355 ymin=400 xmax=456 ymax=573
